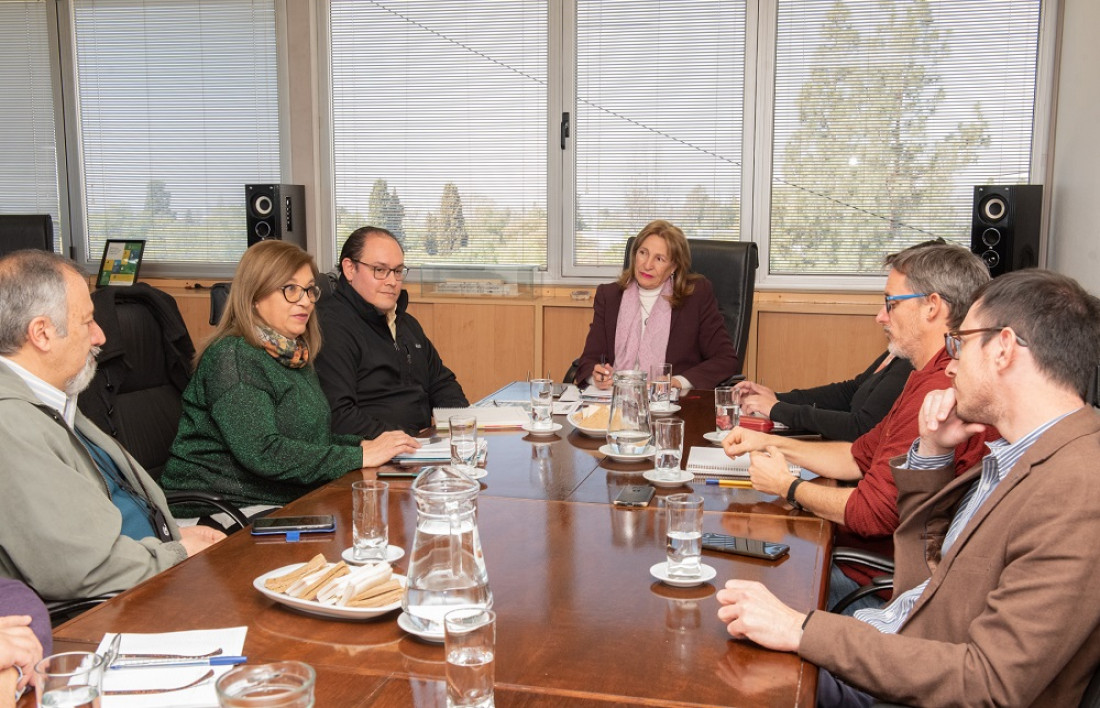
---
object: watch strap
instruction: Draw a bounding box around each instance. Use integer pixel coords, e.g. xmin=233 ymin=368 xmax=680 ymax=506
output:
xmin=786 ymin=478 xmax=805 ymax=511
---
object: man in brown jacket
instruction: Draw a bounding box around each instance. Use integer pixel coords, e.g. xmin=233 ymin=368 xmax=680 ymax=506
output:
xmin=716 ymin=268 xmax=1100 ymax=707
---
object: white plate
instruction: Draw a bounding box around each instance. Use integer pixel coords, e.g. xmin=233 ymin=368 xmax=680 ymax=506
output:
xmin=568 ymin=410 xmax=608 ymax=437
xmin=342 ymin=545 xmax=405 ymax=565
xmin=649 ymin=561 xmax=717 ymax=588
xmin=254 ymin=564 xmax=405 ymax=620
xmin=598 ymin=444 xmax=655 ymax=462
xmin=703 ymin=430 xmax=730 ymax=445
xmin=649 ymin=404 xmax=681 ymax=416
xmin=642 ymin=469 xmax=693 ymax=488
xmin=397 ymin=611 xmax=445 ymax=643
xmin=522 ymin=422 xmax=563 ymax=436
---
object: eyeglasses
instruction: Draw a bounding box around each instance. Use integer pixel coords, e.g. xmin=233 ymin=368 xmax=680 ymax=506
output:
xmin=944 ymin=327 xmax=1030 ymax=359
xmin=354 ymin=260 xmax=409 ymax=281
xmin=883 ymin=293 xmax=928 ymax=312
xmin=279 ymin=283 xmax=322 ymax=304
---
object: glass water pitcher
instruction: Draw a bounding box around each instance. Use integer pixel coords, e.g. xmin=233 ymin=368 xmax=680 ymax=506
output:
xmin=606 ymin=369 xmax=651 ymax=455
xmin=402 ymin=466 xmax=493 ymax=634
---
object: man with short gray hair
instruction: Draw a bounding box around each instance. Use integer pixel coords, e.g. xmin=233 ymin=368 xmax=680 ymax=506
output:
xmin=723 ymin=242 xmax=996 ymax=612
xmin=0 ymin=250 xmax=223 ymax=603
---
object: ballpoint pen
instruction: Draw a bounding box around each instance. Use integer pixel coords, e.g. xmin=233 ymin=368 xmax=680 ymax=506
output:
xmin=111 ymin=655 xmax=247 ymax=670
xmin=704 ymin=478 xmax=754 ymax=489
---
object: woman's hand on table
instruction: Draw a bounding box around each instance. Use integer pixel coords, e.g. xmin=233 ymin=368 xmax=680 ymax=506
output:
xmin=361 ymin=431 xmax=421 ymax=467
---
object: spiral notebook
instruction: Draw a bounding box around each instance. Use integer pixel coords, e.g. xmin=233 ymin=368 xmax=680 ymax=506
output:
xmin=686 ymin=446 xmax=750 ymax=479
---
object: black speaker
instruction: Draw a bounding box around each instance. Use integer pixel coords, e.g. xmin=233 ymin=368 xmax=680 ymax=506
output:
xmin=970 ymin=184 xmax=1043 ymax=277
xmin=246 ymin=184 xmax=305 ymax=248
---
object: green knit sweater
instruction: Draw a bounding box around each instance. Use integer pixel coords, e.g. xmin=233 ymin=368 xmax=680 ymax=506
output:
xmin=162 ymin=336 xmax=363 ymax=513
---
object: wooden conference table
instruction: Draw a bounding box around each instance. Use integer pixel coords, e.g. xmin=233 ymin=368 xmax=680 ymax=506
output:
xmin=51 ymin=389 xmax=833 ymax=707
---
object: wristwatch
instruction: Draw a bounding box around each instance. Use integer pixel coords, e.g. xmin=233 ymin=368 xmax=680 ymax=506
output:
xmin=786 ymin=478 xmax=805 ymax=511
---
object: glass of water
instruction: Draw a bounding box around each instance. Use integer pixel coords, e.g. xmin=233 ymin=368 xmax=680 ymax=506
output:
xmin=714 ymin=386 xmax=739 ymax=435
xmin=445 ymin=608 xmax=496 ymax=708
xmin=653 ymin=417 xmax=685 ymax=481
xmin=529 ymin=378 xmax=554 ymax=430
xmin=665 ymin=493 xmax=704 ymax=579
xmin=35 ymin=651 xmax=105 ymax=708
xmin=449 ymin=414 xmax=479 ymax=476
xmin=216 ymin=661 xmax=316 ymax=707
xmin=649 ymin=362 xmax=673 ymax=412
xmin=352 ymin=479 xmax=388 ymax=562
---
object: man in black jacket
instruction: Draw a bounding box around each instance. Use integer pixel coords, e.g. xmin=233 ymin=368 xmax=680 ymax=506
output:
xmin=315 ymin=227 xmax=468 ymax=437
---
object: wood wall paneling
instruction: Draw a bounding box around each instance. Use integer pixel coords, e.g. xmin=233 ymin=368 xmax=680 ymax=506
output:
xmin=542 ymin=305 xmax=594 ymax=383
xmin=428 ymin=303 xmax=536 ymax=401
xmin=753 ymin=312 xmax=887 ymax=392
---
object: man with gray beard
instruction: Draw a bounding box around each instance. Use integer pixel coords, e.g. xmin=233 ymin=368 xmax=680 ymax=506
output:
xmin=0 ymin=250 xmax=223 ymax=603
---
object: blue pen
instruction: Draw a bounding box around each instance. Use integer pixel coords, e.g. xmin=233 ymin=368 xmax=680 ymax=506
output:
xmin=111 ymin=656 xmax=247 ymax=669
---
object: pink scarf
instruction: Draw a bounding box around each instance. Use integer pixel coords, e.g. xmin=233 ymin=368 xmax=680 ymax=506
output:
xmin=614 ymin=279 xmax=672 ymax=375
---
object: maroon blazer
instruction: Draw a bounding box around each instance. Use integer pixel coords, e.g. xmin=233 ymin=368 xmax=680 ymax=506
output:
xmin=574 ymin=277 xmax=739 ymax=389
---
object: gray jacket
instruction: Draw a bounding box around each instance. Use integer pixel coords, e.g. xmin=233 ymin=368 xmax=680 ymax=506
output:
xmin=0 ymin=363 xmax=184 ymax=602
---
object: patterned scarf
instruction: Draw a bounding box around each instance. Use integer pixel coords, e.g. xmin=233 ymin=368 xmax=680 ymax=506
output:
xmin=256 ymin=324 xmax=310 ymax=369
xmin=614 ymin=278 xmax=672 ymax=374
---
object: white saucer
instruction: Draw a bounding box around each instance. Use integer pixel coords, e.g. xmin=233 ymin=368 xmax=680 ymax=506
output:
xmin=397 ymin=611 xmax=445 ymax=643
xmin=342 ymin=545 xmax=405 ymax=565
xmin=598 ymin=443 xmax=655 ymax=462
xmin=650 ymin=404 xmax=681 ymax=416
xmin=642 ymin=469 xmax=693 ymax=488
xmin=522 ymin=422 xmax=563 ymax=436
xmin=459 ymin=466 xmax=488 ymax=480
xmin=649 ymin=561 xmax=717 ymax=588
xmin=703 ymin=430 xmax=731 ymax=445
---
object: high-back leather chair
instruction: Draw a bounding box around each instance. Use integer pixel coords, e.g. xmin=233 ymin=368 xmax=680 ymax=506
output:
xmin=623 ymin=236 xmax=758 ymax=374
xmin=0 ymin=214 xmax=53 ymax=256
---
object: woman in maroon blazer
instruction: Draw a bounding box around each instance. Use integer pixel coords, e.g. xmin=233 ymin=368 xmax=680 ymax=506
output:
xmin=574 ymin=220 xmax=739 ymax=391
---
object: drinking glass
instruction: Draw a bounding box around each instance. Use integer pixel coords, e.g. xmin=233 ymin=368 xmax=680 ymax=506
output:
xmin=665 ymin=494 xmax=704 ymax=579
xmin=449 ymin=414 xmax=479 ymax=476
xmin=352 ymin=479 xmax=388 ymax=562
xmin=653 ymin=417 xmax=685 ymax=482
xmin=445 ymin=608 xmax=496 ymax=708
xmin=35 ymin=651 xmax=105 ymax=708
xmin=216 ymin=661 xmax=316 ymax=708
xmin=649 ymin=362 xmax=673 ymax=412
xmin=529 ymin=378 xmax=553 ymax=430
xmin=714 ymin=386 xmax=739 ymax=435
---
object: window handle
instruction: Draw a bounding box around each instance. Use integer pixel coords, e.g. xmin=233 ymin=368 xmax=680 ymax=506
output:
xmin=560 ymin=112 xmax=570 ymax=150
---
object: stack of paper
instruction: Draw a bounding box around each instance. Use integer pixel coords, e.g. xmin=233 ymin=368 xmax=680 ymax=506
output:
xmin=95 ymin=627 xmax=247 ymax=708
xmin=434 ymin=406 xmax=528 ymax=429
xmin=393 ymin=438 xmax=489 ymax=465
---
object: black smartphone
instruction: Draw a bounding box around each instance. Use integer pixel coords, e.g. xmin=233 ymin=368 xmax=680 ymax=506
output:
xmin=378 ymin=469 xmax=421 ymax=478
xmin=250 ymin=515 xmax=336 ymax=535
xmin=701 ymin=532 xmax=790 ymax=560
xmin=613 ymin=485 xmax=656 ymax=508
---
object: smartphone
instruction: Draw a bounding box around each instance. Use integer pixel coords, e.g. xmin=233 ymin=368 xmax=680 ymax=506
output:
xmin=250 ymin=515 xmax=336 ymax=535
xmin=701 ymin=532 xmax=790 ymax=561
xmin=613 ymin=485 xmax=656 ymax=508
xmin=378 ymin=469 xmax=421 ymax=478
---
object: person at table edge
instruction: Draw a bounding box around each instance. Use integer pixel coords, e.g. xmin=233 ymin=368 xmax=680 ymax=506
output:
xmin=724 ymin=241 xmax=996 ymax=612
xmin=574 ymin=219 xmax=739 ymax=392
xmin=0 ymin=579 xmax=50 ymax=705
xmin=717 ymin=268 xmax=1100 ymax=707
xmin=314 ymin=226 xmax=468 ymax=438
xmin=0 ymin=250 xmax=224 ymax=602
xmin=161 ymin=241 xmax=418 ymax=514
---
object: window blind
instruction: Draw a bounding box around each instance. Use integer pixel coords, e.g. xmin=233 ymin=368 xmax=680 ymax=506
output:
xmin=0 ymin=1 xmax=60 ymax=227
xmin=330 ymin=0 xmax=548 ymax=268
xmin=73 ymin=0 xmax=279 ymax=264
xmin=572 ymin=0 xmax=746 ymax=269
xmin=769 ymin=0 xmax=1041 ymax=276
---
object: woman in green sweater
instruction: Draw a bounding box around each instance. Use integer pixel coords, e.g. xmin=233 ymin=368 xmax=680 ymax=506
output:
xmin=161 ymin=241 xmax=418 ymax=516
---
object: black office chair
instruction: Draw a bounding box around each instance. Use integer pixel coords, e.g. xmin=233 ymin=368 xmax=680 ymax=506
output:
xmin=565 ymin=237 xmax=758 ymax=384
xmin=0 ymin=213 xmax=54 ymax=256
xmin=209 ymin=270 xmax=338 ymax=325
xmin=78 ymin=284 xmax=248 ymax=528
xmin=830 ymin=547 xmax=895 ymax=614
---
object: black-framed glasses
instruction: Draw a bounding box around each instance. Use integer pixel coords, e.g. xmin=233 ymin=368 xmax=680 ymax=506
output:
xmin=279 ymin=283 xmax=322 ymax=304
xmin=944 ymin=327 xmax=1030 ymax=359
xmin=354 ymin=259 xmax=409 ymax=281
xmin=883 ymin=293 xmax=928 ymax=312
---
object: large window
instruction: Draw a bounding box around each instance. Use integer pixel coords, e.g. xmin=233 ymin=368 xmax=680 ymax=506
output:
xmin=0 ymin=1 xmax=60 ymax=227
xmin=330 ymin=0 xmax=548 ymax=267
xmin=71 ymin=0 xmax=279 ymax=266
xmin=329 ymin=0 xmax=1044 ymax=283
